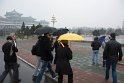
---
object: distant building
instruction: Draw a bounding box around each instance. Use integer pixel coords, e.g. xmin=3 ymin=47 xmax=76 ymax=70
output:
xmin=0 ymin=10 xmax=49 ymax=29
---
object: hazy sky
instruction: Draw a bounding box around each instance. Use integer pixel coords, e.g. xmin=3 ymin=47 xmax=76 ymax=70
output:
xmin=0 ymin=0 xmax=124 ymax=28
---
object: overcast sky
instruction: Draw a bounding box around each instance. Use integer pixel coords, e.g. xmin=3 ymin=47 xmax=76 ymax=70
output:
xmin=0 ymin=0 xmax=124 ymax=28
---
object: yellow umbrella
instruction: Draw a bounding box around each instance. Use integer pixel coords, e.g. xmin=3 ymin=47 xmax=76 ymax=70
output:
xmin=58 ymin=33 xmax=85 ymax=41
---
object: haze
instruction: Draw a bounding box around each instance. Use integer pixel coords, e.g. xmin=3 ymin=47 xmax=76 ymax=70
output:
xmin=0 ymin=0 xmax=124 ymax=28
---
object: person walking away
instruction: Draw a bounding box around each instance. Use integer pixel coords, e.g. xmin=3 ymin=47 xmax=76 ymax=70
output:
xmin=0 ymin=36 xmax=21 ymax=83
xmin=91 ymin=36 xmax=101 ymax=65
xmin=101 ymin=36 xmax=110 ymax=67
xmin=55 ymin=40 xmax=73 ymax=83
xmin=34 ymin=32 xmax=56 ymax=83
xmin=103 ymin=33 xmax=123 ymax=83
xmin=32 ymin=36 xmax=43 ymax=81
xmin=52 ymin=36 xmax=60 ymax=64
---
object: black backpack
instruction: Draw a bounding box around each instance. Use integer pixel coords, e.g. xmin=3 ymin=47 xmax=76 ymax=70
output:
xmin=31 ymin=45 xmax=38 ymax=55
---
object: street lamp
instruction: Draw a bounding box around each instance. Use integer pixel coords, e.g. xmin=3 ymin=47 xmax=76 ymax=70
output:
xmin=51 ymin=15 xmax=57 ymax=28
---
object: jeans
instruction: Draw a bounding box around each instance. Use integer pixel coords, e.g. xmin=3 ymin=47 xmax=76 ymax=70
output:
xmin=34 ymin=60 xmax=56 ymax=83
xmin=58 ymin=73 xmax=73 ymax=83
xmin=105 ymin=60 xmax=117 ymax=83
xmin=34 ymin=56 xmax=42 ymax=76
xmin=0 ymin=63 xmax=19 ymax=83
xmin=92 ymin=50 xmax=99 ymax=64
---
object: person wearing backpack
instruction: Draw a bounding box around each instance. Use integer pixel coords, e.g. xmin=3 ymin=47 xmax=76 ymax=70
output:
xmin=0 ymin=36 xmax=21 ymax=83
xmin=34 ymin=33 xmax=56 ymax=83
xmin=103 ymin=33 xmax=123 ymax=83
xmin=32 ymin=36 xmax=43 ymax=81
xmin=91 ymin=36 xmax=101 ymax=65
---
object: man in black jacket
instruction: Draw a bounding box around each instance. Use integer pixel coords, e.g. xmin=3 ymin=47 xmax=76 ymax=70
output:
xmin=103 ymin=33 xmax=123 ymax=83
xmin=0 ymin=36 xmax=21 ymax=83
xmin=34 ymin=33 xmax=56 ymax=83
xmin=91 ymin=36 xmax=101 ymax=65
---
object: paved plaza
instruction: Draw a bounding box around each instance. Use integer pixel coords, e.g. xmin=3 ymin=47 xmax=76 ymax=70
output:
xmin=0 ymin=38 xmax=124 ymax=83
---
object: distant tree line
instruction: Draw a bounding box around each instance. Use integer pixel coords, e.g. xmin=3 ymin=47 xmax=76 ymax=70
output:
xmin=71 ymin=27 xmax=124 ymax=36
xmin=15 ymin=22 xmax=43 ymax=39
xmin=0 ymin=23 xmax=124 ymax=38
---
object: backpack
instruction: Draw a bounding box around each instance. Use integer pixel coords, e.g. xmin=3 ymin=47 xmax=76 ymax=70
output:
xmin=31 ymin=45 xmax=38 ymax=55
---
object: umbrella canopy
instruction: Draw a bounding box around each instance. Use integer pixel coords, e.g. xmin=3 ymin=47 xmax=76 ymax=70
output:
xmin=98 ymin=36 xmax=106 ymax=44
xmin=53 ymin=28 xmax=69 ymax=36
xmin=58 ymin=33 xmax=84 ymax=41
xmin=34 ymin=27 xmax=57 ymax=35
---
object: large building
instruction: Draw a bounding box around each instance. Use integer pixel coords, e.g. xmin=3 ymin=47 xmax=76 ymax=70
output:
xmin=0 ymin=10 xmax=49 ymax=29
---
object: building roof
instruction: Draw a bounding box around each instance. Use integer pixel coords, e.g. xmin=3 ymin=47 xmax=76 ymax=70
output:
xmin=0 ymin=16 xmax=5 ymax=21
xmin=0 ymin=10 xmax=49 ymax=26
xmin=5 ymin=9 xmax=23 ymax=18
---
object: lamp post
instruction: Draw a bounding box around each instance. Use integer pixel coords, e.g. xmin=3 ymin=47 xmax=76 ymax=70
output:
xmin=51 ymin=15 xmax=57 ymax=28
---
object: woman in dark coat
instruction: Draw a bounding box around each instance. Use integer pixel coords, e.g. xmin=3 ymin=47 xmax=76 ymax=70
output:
xmin=55 ymin=40 xmax=73 ymax=83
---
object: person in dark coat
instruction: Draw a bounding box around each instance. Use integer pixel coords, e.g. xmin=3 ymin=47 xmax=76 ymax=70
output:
xmin=32 ymin=36 xmax=43 ymax=81
xmin=55 ymin=40 xmax=73 ymax=83
xmin=52 ymin=36 xmax=60 ymax=64
xmin=0 ymin=36 xmax=21 ymax=83
xmin=35 ymin=33 xmax=56 ymax=83
xmin=103 ymin=33 xmax=123 ymax=83
xmin=101 ymin=36 xmax=110 ymax=67
xmin=91 ymin=36 xmax=101 ymax=65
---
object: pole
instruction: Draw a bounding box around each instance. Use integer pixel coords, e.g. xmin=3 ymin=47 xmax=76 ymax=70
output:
xmin=51 ymin=15 xmax=57 ymax=28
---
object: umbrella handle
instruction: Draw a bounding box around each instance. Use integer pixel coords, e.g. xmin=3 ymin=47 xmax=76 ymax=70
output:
xmin=59 ymin=41 xmax=64 ymax=47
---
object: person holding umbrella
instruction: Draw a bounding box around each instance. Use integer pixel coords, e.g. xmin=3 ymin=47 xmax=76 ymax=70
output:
xmin=101 ymin=36 xmax=110 ymax=67
xmin=55 ymin=32 xmax=84 ymax=83
xmin=55 ymin=40 xmax=73 ymax=83
xmin=52 ymin=36 xmax=60 ymax=64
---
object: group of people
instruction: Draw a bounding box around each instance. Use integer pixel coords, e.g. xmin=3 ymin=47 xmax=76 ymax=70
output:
xmin=0 ymin=32 xmax=123 ymax=83
xmin=0 ymin=32 xmax=73 ymax=83
xmin=91 ymin=33 xmax=123 ymax=83
xmin=31 ymin=32 xmax=73 ymax=83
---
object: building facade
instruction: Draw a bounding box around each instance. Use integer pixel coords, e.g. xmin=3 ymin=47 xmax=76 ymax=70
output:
xmin=0 ymin=10 xmax=49 ymax=29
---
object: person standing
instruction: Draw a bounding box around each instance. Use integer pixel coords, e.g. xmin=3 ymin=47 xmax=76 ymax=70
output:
xmin=55 ymin=40 xmax=73 ymax=83
xmin=91 ymin=36 xmax=101 ymax=65
xmin=52 ymin=36 xmax=60 ymax=64
xmin=103 ymin=33 xmax=123 ymax=83
xmin=102 ymin=36 xmax=110 ymax=67
xmin=0 ymin=36 xmax=21 ymax=83
xmin=34 ymin=33 xmax=56 ymax=83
